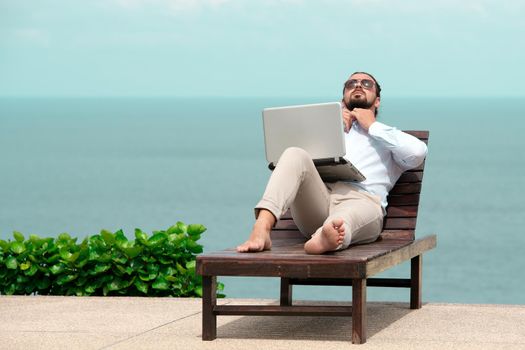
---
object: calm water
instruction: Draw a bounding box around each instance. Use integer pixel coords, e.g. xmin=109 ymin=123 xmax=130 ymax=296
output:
xmin=1 ymin=97 xmax=524 ymax=304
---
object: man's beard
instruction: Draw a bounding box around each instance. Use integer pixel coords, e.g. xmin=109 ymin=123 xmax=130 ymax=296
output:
xmin=344 ymin=95 xmax=374 ymax=110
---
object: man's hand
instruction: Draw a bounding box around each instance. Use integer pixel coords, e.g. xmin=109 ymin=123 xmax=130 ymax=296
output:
xmin=342 ymin=106 xmax=376 ymax=132
xmin=342 ymin=106 xmax=356 ymax=133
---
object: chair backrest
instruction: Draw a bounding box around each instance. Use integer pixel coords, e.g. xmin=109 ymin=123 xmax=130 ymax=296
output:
xmin=381 ymin=130 xmax=428 ymax=240
xmin=272 ymin=130 xmax=429 ymax=241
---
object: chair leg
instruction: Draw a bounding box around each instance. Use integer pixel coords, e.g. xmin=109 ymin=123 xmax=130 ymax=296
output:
xmin=202 ymin=275 xmax=217 ymax=340
xmin=410 ymin=255 xmax=422 ymax=309
xmin=352 ymin=278 xmax=367 ymax=344
xmin=280 ymin=278 xmax=293 ymax=306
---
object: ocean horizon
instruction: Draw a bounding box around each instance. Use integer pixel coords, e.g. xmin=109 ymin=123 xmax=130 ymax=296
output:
xmin=1 ymin=96 xmax=524 ymax=304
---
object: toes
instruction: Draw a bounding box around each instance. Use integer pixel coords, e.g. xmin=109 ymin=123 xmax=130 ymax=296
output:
xmin=332 ymin=218 xmax=344 ymax=228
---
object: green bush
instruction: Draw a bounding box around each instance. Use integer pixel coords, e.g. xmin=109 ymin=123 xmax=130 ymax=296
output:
xmin=0 ymin=223 xmax=224 ymax=297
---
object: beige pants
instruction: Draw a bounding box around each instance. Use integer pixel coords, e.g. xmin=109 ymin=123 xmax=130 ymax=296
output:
xmin=255 ymin=147 xmax=384 ymax=250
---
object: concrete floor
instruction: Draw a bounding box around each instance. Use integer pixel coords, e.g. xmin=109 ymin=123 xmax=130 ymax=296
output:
xmin=1 ymin=296 xmax=524 ymax=349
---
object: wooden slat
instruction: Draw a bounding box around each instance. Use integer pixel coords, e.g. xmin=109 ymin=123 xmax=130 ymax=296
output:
xmin=403 ymin=130 xmax=429 ymax=139
xmin=389 ymin=183 xmax=422 ymax=195
xmin=270 ymin=230 xmax=304 ymax=239
xmin=290 ymin=277 xmax=411 ymax=288
xmin=383 ymin=217 xmax=417 ymax=230
xmin=365 ymin=235 xmax=436 ymax=277
xmin=387 ymin=194 xmax=420 ymax=206
xmin=386 ymin=206 xmax=417 ymax=217
xmin=380 ymin=230 xmax=414 ymax=240
xmin=281 ymin=210 xmax=293 ymax=220
xmin=397 ymin=171 xmax=423 ymax=183
xmin=274 ymin=219 xmax=298 ymax=230
xmin=197 ymin=237 xmax=430 ymax=278
xmin=214 ymin=304 xmax=352 ymax=316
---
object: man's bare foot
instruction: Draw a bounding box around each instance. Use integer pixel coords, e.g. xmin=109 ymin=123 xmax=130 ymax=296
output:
xmin=236 ymin=221 xmax=272 ymax=252
xmin=304 ymin=218 xmax=345 ymax=254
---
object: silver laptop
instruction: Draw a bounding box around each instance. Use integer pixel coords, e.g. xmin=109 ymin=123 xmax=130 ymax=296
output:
xmin=262 ymin=102 xmax=365 ymax=182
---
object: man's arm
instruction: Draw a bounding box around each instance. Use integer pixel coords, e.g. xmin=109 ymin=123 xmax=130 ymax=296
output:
xmin=368 ymin=121 xmax=428 ymax=170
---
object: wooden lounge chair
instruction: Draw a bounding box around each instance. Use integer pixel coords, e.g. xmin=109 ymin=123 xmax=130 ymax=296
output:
xmin=196 ymin=130 xmax=436 ymax=344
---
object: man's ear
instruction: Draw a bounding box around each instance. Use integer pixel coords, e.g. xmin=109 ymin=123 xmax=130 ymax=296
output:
xmin=374 ymin=97 xmax=381 ymax=109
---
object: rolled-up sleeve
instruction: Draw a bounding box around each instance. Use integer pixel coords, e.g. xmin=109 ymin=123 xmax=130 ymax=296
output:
xmin=368 ymin=121 xmax=428 ymax=170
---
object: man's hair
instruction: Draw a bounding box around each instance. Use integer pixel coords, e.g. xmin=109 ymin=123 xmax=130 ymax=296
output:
xmin=343 ymin=71 xmax=382 ymax=117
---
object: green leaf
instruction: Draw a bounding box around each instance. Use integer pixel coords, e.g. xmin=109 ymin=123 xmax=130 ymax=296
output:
xmin=167 ymin=225 xmax=183 ymax=235
xmin=114 ymin=264 xmax=127 ymax=275
xmin=114 ymin=229 xmax=128 ymax=247
xmin=194 ymin=286 xmax=203 ymax=297
xmin=50 ymin=263 xmax=66 ymax=275
xmin=0 ymin=239 xmax=9 ymax=251
xmin=134 ymin=229 xmax=148 ymax=243
xmin=36 ymin=278 xmax=51 ymax=290
xmin=165 ymin=275 xmax=179 ymax=282
xmin=24 ymin=264 xmax=39 ymax=276
xmin=185 ymin=260 xmax=196 ymax=270
xmin=176 ymin=222 xmax=187 ymax=233
xmin=10 ymin=241 xmax=26 ymax=254
xmin=58 ymin=232 xmax=72 ymax=241
xmin=100 ymin=230 xmax=116 ymax=245
xmin=122 ymin=246 xmax=142 ymax=259
xmin=91 ymin=263 xmax=111 ymax=274
xmin=88 ymin=246 xmax=100 ymax=261
xmin=112 ymin=253 xmax=128 ymax=264
xmin=148 ymin=232 xmax=167 ymax=247
xmin=160 ymin=266 xmax=176 ymax=277
xmin=56 ymin=274 xmax=78 ymax=285
xmin=20 ymin=261 xmax=31 ymax=270
xmin=187 ymin=224 xmax=206 ymax=236
xmin=5 ymin=284 xmax=16 ymax=295
xmin=6 ymin=256 xmax=18 ymax=269
xmin=176 ymin=263 xmax=186 ymax=274
xmin=29 ymin=234 xmax=42 ymax=243
xmin=158 ymin=256 xmax=172 ymax=264
xmin=16 ymin=274 xmax=29 ymax=284
xmin=84 ymin=283 xmax=97 ymax=294
xmin=186 ymin=240 xmax=203 ymax=254
xmin=13 ymin=231 xmax=25 ymax=242
xmin=98 ymin=253 xmax=112 ymax=263
xmin=134 ymin=279 xmax=149 ymax=294
xmin=152 ymin=276 xmax=169 ymax=290
xmin=59 ymin=247 xmax=80 ymax=263
xmin=106 ymin=278 xmax=126 ymax=291
xmin=46 ymin=253 xmax=61 ymax=264
xmin=146 ymin=263 xmax=159 ymax=275
xmin=138 ymin=271 xmax=157 ymax=281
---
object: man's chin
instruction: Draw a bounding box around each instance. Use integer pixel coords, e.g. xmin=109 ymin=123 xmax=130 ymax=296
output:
xmin=347 ymin=99 xmax=373 ymax=110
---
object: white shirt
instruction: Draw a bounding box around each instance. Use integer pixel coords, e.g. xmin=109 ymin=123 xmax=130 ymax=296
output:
xmin=343 ymin=121 xmax=428 ymax=210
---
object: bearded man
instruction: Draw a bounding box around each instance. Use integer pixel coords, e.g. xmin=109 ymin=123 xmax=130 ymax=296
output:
xmin=237 ymin=72 xmax=428 ymax=254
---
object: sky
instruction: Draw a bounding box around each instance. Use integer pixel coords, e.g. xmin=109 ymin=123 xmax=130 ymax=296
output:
xmin=1 ymin=0 xmax=524 ymax=97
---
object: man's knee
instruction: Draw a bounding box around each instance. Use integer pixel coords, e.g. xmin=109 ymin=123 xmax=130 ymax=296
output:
xmin=279 ymin=147 xmax=311 ymax=164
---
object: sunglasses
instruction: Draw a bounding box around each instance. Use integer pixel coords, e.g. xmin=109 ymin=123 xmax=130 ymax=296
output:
xmin=344 ymin=79 xmax=375 ymax=90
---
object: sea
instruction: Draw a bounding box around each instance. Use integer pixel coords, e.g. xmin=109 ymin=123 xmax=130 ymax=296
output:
xmin=1 ymin=96 xmax=524 ymax=304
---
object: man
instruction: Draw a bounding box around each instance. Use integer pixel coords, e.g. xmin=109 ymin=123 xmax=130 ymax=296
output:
xmin=237 ymin=72 xmax=428 ymax=254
